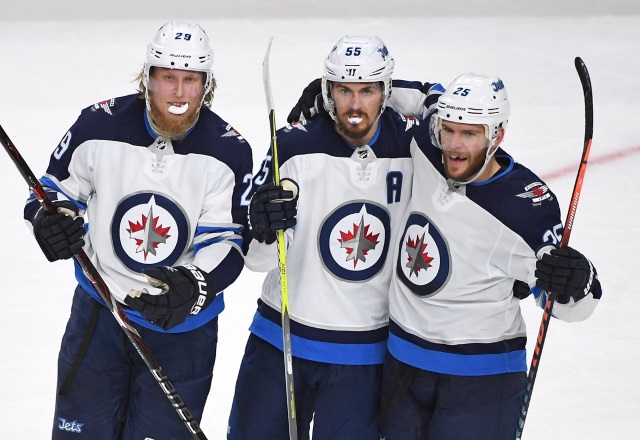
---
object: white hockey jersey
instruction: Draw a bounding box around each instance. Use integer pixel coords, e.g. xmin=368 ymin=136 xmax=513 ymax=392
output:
xmin=24 ymin=94 xmax=253 ymax=333
xmin=388 ymin=129 xmax=601 ymax=375
xmin=245 ymin=110 xmax=422 ymax=365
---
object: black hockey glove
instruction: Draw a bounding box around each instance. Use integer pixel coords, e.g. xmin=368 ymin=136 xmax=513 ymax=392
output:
xmin=33 ymin=201 xmax=85 ymax=262
xmin=125 ymin=264 xmax=215 ymax=330
xmin=286 ymin=78 xmax=324 ymax=123
xmin=535 ymin=246 xmax=596 ymax=304
xmin=248 ymin=178 xmax=299 ymax=245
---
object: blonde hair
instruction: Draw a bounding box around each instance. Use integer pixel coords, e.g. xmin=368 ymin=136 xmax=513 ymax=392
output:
xmin=135 ymin=66 xmax=216 ymax=108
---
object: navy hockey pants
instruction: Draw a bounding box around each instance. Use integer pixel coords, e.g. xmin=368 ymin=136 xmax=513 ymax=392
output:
xmin=52 ymin=286 xmax=218 ymax=440
xmin=228 ymin=334 xmax=382 ymax=440
xmin=379 ymin=351 xmax=527 ymax=440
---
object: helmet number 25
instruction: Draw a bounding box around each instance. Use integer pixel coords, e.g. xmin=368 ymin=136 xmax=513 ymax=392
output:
xmin=453 ymin=87 xmax=470 ymax=97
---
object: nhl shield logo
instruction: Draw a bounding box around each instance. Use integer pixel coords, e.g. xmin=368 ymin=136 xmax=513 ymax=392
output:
xmin=318 ymin=201 xmax=390 ymax=282
xmin=111 ymin=192 xmax=190 ymax=273
xmin=397 ymin=212 xmax=451 ymax=297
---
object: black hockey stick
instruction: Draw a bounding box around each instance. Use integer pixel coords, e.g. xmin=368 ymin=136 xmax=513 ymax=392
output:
xmin=515 ymin=56 xmax=593 ymax=439
xmin=0 ymin=125 xmax=208 ymax=440
xmin=263 ymin=37 xmax=299 ymax=440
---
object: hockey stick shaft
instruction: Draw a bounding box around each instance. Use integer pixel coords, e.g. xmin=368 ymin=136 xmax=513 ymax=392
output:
xmin=263 ymin=37 xmax=299 ymax=440
xmin=515 ymin=57 xmax=593 ymax=439
xmin=0 ymin=125 xmax=207 ymax=440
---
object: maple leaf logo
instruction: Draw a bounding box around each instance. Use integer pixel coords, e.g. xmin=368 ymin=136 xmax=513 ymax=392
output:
xmin=405 ymin=232 xmax=434 ymax=278
xmin=126 ymin=205 xmax=171 ymax=260
xmin=338 ymin=216 xmax=380 ymax=267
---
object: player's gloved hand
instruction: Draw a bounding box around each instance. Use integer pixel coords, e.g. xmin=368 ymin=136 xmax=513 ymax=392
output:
xmin=286 ymin=78 xmax=323 ymax=123
xmin=248 ymin=178 xmax=299 ymax=245
xmin=33 ymin=200 xmax=85 ymax=262
xmin=535 ymin=245 xmax=595 ymax=304
xmin=125 ymin=264 xmax=214 ymax=330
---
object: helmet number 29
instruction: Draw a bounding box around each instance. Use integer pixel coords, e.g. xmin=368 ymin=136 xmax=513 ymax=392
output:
xmin=174 ymin=33 xmax=192 ymax=41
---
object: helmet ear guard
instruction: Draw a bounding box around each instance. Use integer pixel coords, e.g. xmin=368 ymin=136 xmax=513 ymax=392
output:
xmin=321 ymin=35 xmax=395 ymax=120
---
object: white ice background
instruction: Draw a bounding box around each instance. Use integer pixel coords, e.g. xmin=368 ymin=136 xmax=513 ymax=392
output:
xmin=0 ymin=1 xmax=638 ymax=438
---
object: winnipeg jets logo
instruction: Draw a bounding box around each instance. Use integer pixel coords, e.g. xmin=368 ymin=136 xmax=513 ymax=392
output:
xmin=377 ymin=45 xmax=389 ymax=60
xmin=339 ymin=216 xmax=380 ymax=267
xmin=516 ymin=182 xmax=552 ymax=206
xmin=397 ymin=213 xmax=450 ymax=297
xmin=404 ymin=230 xmax=435 ymax=277
xmin=127 ymin=205 xmax=171 ymax=260
xmin=112 ymin=193 xmax=190 ymax=273
xmin=93 ymin=98 xmax=115 ymax=115
xmin=284 ymin=121 xmax=308 ymax=132
xmin=58 ymin=418 xmax=84 ymax=433
xmin=222 ymin=124 xmax=246 ymax=142
xmin=404 ymin=115 xmax=418 ymax=132
xmin=319 ymin=202 xmax=390 ymax=282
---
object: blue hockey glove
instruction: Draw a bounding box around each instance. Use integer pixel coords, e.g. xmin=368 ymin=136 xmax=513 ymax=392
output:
xmin=248 ymin=178 xmax=299 ymax=245
xmin=535 ymin=246 xmax=597 ymax=304
xmin=125 ymin=264 xmax=215 ymax=330
xmin=33 ymin=200 xmax=85 ymax=262
xmin=286 ymin=78 xmax=324 ymax=123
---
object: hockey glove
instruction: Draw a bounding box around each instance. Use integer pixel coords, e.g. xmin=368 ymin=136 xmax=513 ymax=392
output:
xmin=125 ymin=264 xmax=215 ymax=330
xmin=33 ymin=201 xmax=85 ymax=262
xmin=248 ymin=178 xmax=299 ymax=245
xmin=286 ymin=78 xmax=323 ymax=123
xmin=535 ymin=246 xmax=596 ymax=304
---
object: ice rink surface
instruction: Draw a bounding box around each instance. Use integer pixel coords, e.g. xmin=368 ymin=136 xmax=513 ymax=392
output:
xmin=0 ymin=1 xmax=638 ymax=438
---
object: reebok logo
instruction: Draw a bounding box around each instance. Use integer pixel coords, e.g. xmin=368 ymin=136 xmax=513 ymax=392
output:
xmin=58 ymin=417 xmax=84 ymax=433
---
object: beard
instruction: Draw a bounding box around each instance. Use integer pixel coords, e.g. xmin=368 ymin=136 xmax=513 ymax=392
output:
xmin=443 ymin=146 xmax=490 ymax=183
xmin=335 ymin=110 xmax=375 ymax=141
xmin=148 ymin=98 xmax=201 ymax=139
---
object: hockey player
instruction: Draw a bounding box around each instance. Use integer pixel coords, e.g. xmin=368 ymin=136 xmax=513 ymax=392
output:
xmin=226 ymin=36 xmax=441 ymax=439
xmin=287 ymin=72 xmax=602 ymax=439
xmin=24 ymin=22 xmax=253 ymax=439
xmin=379 ymin=73 xmax=602 ymax=440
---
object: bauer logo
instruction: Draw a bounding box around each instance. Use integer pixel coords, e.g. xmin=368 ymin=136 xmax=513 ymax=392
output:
xmin=58 ymin=417 xmax=84 ymax=434
xmin=111 ymin=192 xmax=190 ymax=273
xmin=397 ymin=212 xmax=451 ymax=297
xmin=318 ymin=201 xmax=390 ymax=282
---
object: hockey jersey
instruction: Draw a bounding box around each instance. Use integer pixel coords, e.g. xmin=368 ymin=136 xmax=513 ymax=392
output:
xmin=245 ymin=110 xmax=424 ymax=365
xmin=24 ymin=94 xmax=253 ymax=333
xmin=388 ymin=127 xmax=601 ymax=375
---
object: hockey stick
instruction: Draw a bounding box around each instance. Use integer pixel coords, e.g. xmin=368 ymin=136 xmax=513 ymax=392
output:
xmin=0 ymin=125 xmax=208 ymax=440
xmin=262 ymin=37 xmax=299 ymax=440
xmin=515 ymin=56 xmax=593 ymax=439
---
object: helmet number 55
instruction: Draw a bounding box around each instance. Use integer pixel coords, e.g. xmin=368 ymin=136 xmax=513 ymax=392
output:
xmin=345 ymin=47 xmax=361 ymax=56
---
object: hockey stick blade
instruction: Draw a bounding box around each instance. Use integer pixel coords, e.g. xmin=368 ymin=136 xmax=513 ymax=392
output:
xmin=515 ymin=57 xmax=593 ymax=440
xmin=262 ymin=38 xmax=299 ymax=440
xmin=0 ymin=124 xmax=208 ymax=440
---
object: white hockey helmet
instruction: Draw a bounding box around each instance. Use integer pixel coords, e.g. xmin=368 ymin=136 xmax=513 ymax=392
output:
xmin=321 ymin=35 xmax=395 ymax=120
xmin=431 ymin=73 xmax=510 ymax=185
xmin=431 ymin=72 xmax=510 ymax=148
xmin=143 ymin=22 xmax=214 ymax=109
